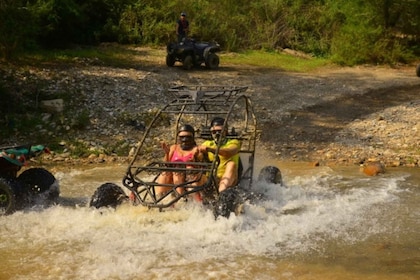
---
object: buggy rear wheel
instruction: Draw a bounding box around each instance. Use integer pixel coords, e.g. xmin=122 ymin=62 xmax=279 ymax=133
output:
xmin=18 ymin=168 xmax=59 ymax=200
xmin=205 ymin=53 xmax=219 ymax=69
xmin=183 ymin=55 xmax=194 ymax=70
xmin=90 ymin=183 xmax=128 ymax=209
xmin=166 ymin=55 xmax=176 ymax=67
xmin=258 ymin=166 xmax=283 ymax=185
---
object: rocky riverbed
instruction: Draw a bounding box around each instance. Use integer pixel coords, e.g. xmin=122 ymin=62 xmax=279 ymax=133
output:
xmin=1 ymin=48 xmax=419 ymax=169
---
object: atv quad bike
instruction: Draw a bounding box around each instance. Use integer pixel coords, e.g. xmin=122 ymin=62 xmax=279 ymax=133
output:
xmin=90 ymin=85 xmax=281 ymax=218
xmin=166 ymin=38 xmax=221 ymax=70
xmin=0 ymin=144 xmax=59 ymax=215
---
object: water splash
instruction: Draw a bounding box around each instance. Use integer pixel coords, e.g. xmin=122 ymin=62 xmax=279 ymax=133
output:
xmin=0 ymin=166 xmax=410 ymax=279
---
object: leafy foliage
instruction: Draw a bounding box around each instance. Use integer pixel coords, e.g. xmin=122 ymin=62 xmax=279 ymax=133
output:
xmin=0 ymin=0 xmax=419 ymax=65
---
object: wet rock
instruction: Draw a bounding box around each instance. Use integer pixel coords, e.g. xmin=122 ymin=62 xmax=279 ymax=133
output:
xmin=362 ymin=162 xmax=385 ymax=176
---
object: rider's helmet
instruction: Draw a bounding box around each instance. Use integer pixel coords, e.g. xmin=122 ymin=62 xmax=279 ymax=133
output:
xmin=210 ymin=117 xmax=227 ymax=143
xmin=178 ymin=124 xmax=195 ymax=137
xmin=178 ymin=124 xmax=196 ymax=150
xmin=210 ymin=117 xmax=225 ymax=127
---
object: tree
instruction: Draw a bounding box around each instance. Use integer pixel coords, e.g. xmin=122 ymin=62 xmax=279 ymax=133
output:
xmin=0 ymin=0 xmax=37 ymax=59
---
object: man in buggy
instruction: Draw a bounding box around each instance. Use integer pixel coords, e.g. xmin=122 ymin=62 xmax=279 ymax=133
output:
xmin=199 ymin=117 xmax=241 ymax=193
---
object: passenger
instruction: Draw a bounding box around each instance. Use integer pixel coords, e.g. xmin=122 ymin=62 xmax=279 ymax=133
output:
xmin=155 ymin=124 xmax=206 ymax=199
xmin=199 ymin=117 xmax=241 ymax=193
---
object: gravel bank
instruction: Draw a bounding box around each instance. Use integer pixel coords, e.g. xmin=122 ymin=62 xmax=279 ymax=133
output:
xmin=1 ymin=49 xmax=419 ymax=168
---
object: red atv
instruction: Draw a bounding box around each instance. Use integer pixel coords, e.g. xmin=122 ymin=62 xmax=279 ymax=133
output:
xmin=0 ymin=144 xmax=59 ymax=215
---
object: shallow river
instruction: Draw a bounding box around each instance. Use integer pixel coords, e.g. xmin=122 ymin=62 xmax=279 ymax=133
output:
xmin=1 ymin=159 xmax=419 ymax=280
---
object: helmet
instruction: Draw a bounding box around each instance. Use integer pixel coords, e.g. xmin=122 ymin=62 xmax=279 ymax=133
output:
xmin=178 ymin=124 xmax=195 ymax=136
xmin=210 ymin=117 xmax=225 ymax=127
xmin=181 ymin=12 xmax=186 ymax=17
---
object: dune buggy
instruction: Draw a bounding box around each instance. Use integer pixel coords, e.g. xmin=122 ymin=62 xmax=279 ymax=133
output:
xmin=90 ymin=85 xmax=281 ymax=218
xmin=0 ymin=144 xmax=59 ymax=215
xmin=166 ymin=38 xmax=221 ymax=70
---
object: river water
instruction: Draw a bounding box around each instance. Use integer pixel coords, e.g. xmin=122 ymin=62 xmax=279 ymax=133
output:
xmin=1 ymin=160 xmax=419 ymax=280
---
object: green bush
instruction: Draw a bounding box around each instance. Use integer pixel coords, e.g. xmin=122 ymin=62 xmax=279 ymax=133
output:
xmin=0 ymin=0 xmax=38 ymax=59
xmin=330 ymin=25 xmax=381 ymax=65
xmin=1 ymin=0 xmax=419 ymax=64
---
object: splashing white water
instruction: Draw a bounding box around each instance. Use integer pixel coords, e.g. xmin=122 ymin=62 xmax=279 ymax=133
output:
xmin=0 ymin=165 xmax=409 ymax=279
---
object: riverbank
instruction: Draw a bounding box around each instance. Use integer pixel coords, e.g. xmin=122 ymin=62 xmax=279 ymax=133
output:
xmin=1 ymin=47 xmax=419 ymax=168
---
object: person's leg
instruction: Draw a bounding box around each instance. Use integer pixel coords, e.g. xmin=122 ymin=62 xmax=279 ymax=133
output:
xmin=218 ymin=161 xmax=238 ymax=192
xmin=186 ymin=171 xmax=207 ymax=202
xmin=155 ymin=172 xmax=173 ymax=196
xmin=172 ymin=172 xmax=186 ymax=194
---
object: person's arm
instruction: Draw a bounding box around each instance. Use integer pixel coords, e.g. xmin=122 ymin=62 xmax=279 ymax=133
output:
xmin=175 ymin=21 xmax=180 ymax=35
xmin=193 ymin=146 xmax=206 ymax=162
xmin=162 ymin=142 xmax=175 ymax=162
xmin=201 ymin=142 xmax=240 ymax=158
xmin=208 ymin=145 xmax=238 ymax=158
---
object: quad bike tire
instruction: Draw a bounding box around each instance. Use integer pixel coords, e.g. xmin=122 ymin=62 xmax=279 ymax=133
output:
xmin=90 ymin=183 xmax=128 ymax=209
xmin=416 ymin=64 xmax=420 ymax=77
xmin=18 ymin=168 xmax=59 ymax=200
xmin=205 ymin=53 xmax=220 ymax=69
xmin=0 ymin=178 xmax=27 ymax=215
xmin=182 ymin=55 xmax=194 ymax=70
xmin=166 ymin=55 xmax=176 ymax=67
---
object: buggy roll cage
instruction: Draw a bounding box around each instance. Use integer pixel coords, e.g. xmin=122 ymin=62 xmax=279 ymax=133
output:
xmin=122 ymin=86 xmax=258 ymax=210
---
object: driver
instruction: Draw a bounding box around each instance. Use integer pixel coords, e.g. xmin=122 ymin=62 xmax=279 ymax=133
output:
xmin=199 ymin=117 xmax=241 ymax=193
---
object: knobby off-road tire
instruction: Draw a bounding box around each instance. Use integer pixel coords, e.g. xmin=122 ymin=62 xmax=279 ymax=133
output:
xmin=257 ymin=166 xmax=283 ymax=185
xmin=166 ymin=55 xmax=176 ymax=67
xmin=205 ymin=53 xmax=220 ymax=69
xmin=0 ymin=178 xmax=26 ymax=215
xmin=90 ymin=183 xmax=128 ymax=209
xmin=0 ymin=178 xmax=16 ymax=215
xmin=18 ymin=168 xmax=59 ymax=200
xmin=182 ymin=55 xmax=194 ymax=70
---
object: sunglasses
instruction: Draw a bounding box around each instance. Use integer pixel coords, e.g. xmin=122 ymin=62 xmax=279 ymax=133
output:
xmin=178 ymin=134 xmax=193 ymax=139
xmin=211 ymin=130 xmax=222 ymax=134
